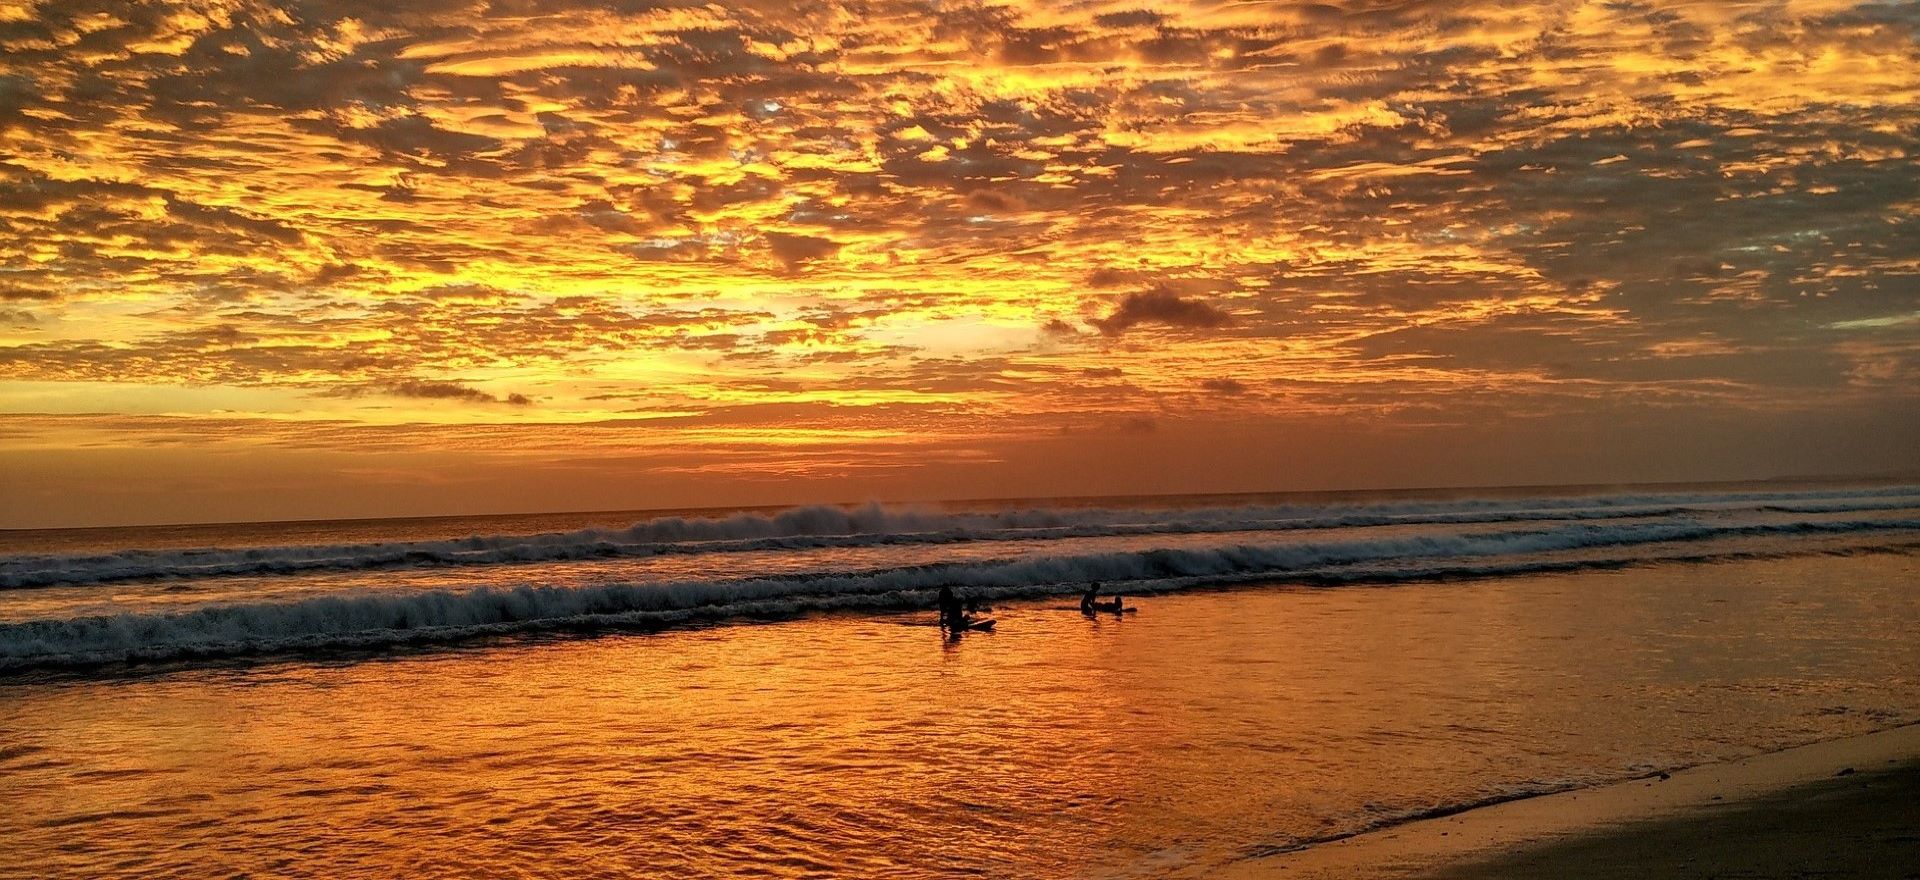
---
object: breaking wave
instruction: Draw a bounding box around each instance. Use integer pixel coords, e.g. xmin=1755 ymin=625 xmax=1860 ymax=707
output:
xmin=5 ymin=486 xmax=1917 ymax=590
xmin=4 ymin=516 xmax=1916 ymax=672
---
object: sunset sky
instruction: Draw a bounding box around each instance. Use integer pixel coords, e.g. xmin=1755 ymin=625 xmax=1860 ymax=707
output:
xmin=2 ymin=0 xmax=1917 ymax=527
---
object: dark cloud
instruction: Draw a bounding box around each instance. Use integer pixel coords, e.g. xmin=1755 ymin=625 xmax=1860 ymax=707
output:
xmin=0 ymin=285 xmax=55 ymax=302
xmin=963 ymin=188 xmax=1027 ymax=214
xmin=764 ymin=232 xmax=842 ymax=271
xmin=163 ymin=197 xmax=304 ymax=246
xmin=1092 ymin=290 xmax=1235 ymax=336
xmin=1086 ymin=268 xmax=1149 ymax=288
xmin=381 ymin=379 xmax=532 ymax=406
xmin=1040 ymin=318 xmax=1080 ymax=337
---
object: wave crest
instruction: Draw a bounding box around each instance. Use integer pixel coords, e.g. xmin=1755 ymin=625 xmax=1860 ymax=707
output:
xmin=4 ymin=516 xmax=1915 ymax=672
xmin=5 ymin=487 xmax=1916 ymax=590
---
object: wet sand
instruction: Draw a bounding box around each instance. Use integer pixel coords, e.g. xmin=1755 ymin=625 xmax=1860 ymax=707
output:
xmin=1424 ymin=761 xmax=1920 ymax=879
xmin=1231 ymin=723 xmax=1920 ymax=880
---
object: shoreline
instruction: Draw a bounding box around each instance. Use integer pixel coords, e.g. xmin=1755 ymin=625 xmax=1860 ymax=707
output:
xmin=1221 ymin=722 xmax=1920 ymax=879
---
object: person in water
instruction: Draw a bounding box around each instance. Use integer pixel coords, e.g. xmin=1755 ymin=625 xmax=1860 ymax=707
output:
xmin=1081 ymin=581 xmax=1125 ymax=614
xmin=937 ymin=584 xmax=968 ymax=631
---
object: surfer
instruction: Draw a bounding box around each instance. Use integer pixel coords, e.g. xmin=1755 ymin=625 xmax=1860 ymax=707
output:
xmin=937 ymin=584 xmax=967 ymax=631
xmin=1081 ymin=581 xmax=1126 ymax=614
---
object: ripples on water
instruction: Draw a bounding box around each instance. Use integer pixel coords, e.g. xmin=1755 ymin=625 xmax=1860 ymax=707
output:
xmin=0 ymin=486 xmax=1917 ymax=878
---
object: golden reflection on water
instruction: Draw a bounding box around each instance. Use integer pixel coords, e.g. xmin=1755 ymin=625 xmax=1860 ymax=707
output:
xmin=2 ymin=551 xmax=1917 ymax=878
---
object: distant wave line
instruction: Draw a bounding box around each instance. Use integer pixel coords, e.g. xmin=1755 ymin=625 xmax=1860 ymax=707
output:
xmin=3 ymin=515 xmax=1915 ymax=672
xmin=3 ymin=486 xmax=1917 ymax=590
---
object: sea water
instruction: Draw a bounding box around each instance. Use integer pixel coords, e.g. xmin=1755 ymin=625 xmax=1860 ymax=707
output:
xmin=1 ymin=484 xmax=1916 ymax=877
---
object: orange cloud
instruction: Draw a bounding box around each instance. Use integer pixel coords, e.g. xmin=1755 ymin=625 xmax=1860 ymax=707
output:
xmin=1 ymin=0 xmax=1917 ymax=524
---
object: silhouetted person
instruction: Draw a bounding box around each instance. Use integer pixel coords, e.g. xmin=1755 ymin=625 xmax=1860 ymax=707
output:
xmin=938 ymin=584 xmax=966 ymax=631
xmin=1081 ymin=581 xmax=1125 ymax=615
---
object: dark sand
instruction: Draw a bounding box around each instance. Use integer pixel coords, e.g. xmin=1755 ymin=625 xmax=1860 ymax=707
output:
xmin=1428 ymin=761 xmax=1920 ymax=880
xmin=1226 ymin=723 xmax=1920 ymax=880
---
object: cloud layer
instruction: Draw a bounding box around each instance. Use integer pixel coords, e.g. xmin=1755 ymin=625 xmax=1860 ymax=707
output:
xmin=1 ymin=0 xmax=1916 ymax=523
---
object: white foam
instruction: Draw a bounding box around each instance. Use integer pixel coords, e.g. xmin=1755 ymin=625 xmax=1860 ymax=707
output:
xmin=4 ymin=487 xmax=1916 ymax=589
xmin=3 ymin=515 xmax=1915 ymax=671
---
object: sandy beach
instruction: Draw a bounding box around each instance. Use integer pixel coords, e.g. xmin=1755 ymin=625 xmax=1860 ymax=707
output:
xmin=1232 ymin=723 xmax=1920 ymax=879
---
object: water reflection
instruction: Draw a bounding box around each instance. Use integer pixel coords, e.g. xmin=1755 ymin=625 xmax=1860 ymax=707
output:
xmin=1 ymin=552 xmax=1916 ymax=878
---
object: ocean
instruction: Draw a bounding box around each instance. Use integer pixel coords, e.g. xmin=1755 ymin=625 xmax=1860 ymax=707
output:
xmin=2 ymin=483 xmax=1917 ymax=877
